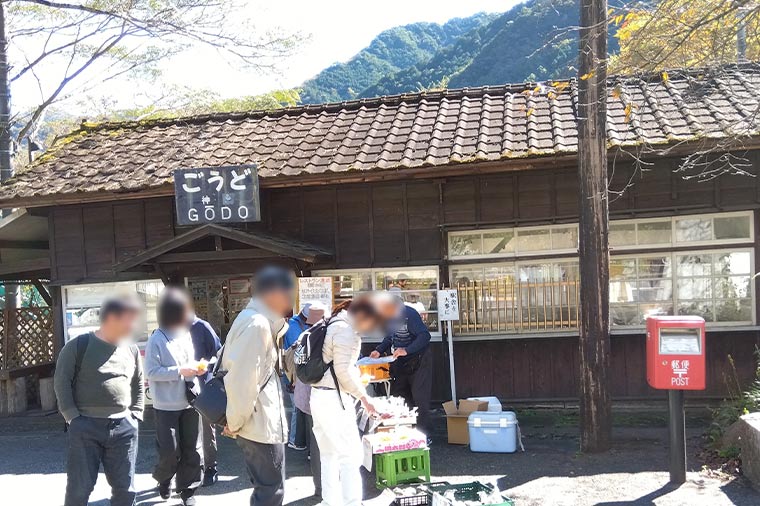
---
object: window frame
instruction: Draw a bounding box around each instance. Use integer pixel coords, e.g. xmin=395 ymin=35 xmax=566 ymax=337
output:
xmin=313 ymin=266 xmax=442 ymax=339
xmin=448 ymin=211 xmax=754 ymax=261
xmin=446 ymin=210 xmax=758 ymax=339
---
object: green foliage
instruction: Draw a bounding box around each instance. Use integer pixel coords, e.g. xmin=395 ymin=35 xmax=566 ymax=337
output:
xmin=708 ymin=351 xmax=760 ymax=446
xmin=299 ymin=13 xmax=496 ymax=103
xmin=303 ymin=0 xmax=622 ymax=103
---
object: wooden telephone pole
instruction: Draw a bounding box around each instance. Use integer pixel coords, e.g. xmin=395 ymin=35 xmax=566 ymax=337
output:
xmin=577 ymin=0 xmax=612 ymax=453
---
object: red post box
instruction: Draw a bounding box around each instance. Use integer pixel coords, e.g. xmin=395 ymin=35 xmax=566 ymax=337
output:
xmin=646 ymin=315 xmax=706 ymax=390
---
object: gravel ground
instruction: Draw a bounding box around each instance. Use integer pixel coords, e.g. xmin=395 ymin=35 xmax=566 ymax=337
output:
xmin=0 ymin=408 xmax=758 ymax=506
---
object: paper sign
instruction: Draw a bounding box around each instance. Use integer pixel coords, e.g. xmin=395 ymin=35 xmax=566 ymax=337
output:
xmin=298 ymin=277 xmax=333 ymax=311
xmin=437 ymin=289 xmax=460 ymax=321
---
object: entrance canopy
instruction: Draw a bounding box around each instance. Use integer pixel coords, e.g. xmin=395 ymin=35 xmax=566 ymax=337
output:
xmin=114 ymin=223 xmax=332 ymax=276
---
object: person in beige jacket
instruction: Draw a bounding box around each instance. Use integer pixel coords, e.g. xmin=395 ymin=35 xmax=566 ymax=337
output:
xmin=311 ymin=296 xmax=382 ymax=506
xmin=222 ymin=267 xmax=294 ymax=506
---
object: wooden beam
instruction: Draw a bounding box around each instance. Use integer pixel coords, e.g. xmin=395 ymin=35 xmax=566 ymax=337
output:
xmin=155 ymin=249 xmax=274 ymax=264
xmin=0 ymin=240 xmax=48 ymax=249
xmin=115 ymin=223 xmax=331 ymax=272
xmin=0 ymin=257 xmax=50 ymax=276
xmin=31 ymin=279 xmax=53 ymax=306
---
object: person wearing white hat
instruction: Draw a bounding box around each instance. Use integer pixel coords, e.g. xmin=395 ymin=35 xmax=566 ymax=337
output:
xmin=282 ymin=301 xmax=329 ymax=450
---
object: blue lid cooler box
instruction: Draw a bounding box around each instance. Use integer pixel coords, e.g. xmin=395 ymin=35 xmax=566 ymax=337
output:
xmin=467 ymin=411 xmax=518 ymax=453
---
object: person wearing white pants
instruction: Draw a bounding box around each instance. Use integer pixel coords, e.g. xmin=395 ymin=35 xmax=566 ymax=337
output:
xmin=310 ymin=297 xmax=382 ymax=506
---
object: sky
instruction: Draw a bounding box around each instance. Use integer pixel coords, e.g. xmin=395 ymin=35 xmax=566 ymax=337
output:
xmin=14 ymin=0 xmax=521 ymax=116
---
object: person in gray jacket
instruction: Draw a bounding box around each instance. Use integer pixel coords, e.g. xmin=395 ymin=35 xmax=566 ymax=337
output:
xmin=54 ymin=294 xmax=144 ymax=506
xmin=144 ymin=287 xmax=203 ymax=506
xmin=222 ymin=266 xmax=294 ymax=506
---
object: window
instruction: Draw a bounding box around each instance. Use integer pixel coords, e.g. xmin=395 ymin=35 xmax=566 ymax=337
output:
xmin=448 ymin=223 xmax=578 ymax=260
xmin=610 ymin=255 xmax=673 ymax=326
xmin=313 ymin=267 xmax=440 ymax=334
xmin=447 ymin=211 xmax=755 ymax=335
xmin=676 ymin=251 xmax=753 ymax=323
xmin=449 ymin=212 xmax=753 ymax=260
xmin=63 ymin=280 xmax=164 ymax=342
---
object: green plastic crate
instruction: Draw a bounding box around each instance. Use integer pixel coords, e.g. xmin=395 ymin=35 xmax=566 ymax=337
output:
xmin=375 ymin=448 xmax=431 ymax=489
xmin=428 ymin=481 xmax=514 ymax=506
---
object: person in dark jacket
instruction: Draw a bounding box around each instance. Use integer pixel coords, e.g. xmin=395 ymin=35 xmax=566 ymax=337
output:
xmin=190 ymin=313 xmax=222 ymax=486
xmin=371 ymin=291 xmax=433 ymax=441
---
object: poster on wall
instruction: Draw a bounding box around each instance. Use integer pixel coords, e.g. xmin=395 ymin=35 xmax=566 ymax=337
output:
xmin=437 ymin=289 xmax=460 ymax=321
xmin=229 ymin=278 xmax=251 ymax=295
xmin=298 ymin=277 xmax=334 ymax=311
xmin=174 ymin=164 xmax=261 ymax=226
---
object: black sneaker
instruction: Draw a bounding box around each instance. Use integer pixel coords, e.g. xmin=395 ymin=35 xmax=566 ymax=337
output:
xmin=158 ymin=481 xmax=171 ymax=500
xmin=180 ymin=489 xmax=196 ymax=506
xmin=202 ymin=466 xmax=218 ymax=487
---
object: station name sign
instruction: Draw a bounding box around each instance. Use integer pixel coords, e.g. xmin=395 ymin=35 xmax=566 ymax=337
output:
xmin=174 ymin=165 xmax=261 ymax=226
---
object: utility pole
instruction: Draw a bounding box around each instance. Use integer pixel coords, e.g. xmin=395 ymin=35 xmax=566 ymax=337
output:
xmin=0 ymin=2 xmax=11 ymax=185
xmin=577 ymin=0 xmax=612 ymax=453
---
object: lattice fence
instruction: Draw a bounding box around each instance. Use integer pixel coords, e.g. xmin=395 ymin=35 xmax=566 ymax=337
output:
xmin=1 ymin=308 xmax=55 ymax=373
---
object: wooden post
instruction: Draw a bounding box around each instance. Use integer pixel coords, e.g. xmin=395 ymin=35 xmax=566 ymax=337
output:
xmin=578 ymin=0 xmax=612 ymax=453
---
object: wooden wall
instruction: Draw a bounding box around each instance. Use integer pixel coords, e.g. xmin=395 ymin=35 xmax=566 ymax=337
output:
xmin=46 ymin=154 xmax=760 ymax=401
xmin=49 ymin=155 xmax=760 ymax=283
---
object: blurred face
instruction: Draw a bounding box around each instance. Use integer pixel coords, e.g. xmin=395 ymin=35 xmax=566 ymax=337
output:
xmin=261 ymin=289 xmax=294 ymax=317
xmin=376 ymin=296 xmax=403 ymax=321
xmin=102 ymin=310 xmax=140 ymax=343
xmin=351 ymin=311 xmax=381 ymax=335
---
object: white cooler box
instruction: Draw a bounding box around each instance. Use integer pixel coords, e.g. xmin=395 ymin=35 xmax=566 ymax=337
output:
xmin=467 ymin=411 xmax=518 ymax=453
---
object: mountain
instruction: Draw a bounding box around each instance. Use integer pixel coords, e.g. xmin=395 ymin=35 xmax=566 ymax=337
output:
xmin=301 ymin=0 xmax=621 ymax=103
xmin=299 ymin=13 xmax=497 ymax=104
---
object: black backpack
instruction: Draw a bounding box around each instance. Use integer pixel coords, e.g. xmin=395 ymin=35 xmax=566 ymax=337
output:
xmin=294 ymin=317 xmax=345 ymax=408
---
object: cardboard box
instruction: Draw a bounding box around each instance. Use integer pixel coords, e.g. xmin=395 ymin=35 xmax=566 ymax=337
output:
xmin=442 ymin=399 xmax=488 ymax=445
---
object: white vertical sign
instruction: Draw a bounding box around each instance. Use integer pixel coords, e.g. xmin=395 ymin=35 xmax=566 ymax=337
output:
xmin=437 ymin=289 xmax=460 ymax=321
xmin=438 ymin=289 xmax=460 ymax=401
xmin=297 ymin=277 xmax=334 ymax=311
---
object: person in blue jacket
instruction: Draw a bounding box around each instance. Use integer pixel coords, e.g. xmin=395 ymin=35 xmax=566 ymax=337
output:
xmin=189 ymin=312 xmax=221 ymax=486
xmin=281 ymin=302 xmax=327 ymax=450
xmin=371 ymin=291 xmax=433 ymax=441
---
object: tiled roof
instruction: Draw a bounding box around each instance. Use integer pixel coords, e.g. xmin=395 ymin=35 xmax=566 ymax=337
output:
xmin=3 ymin=63 xmax=760 ymax=204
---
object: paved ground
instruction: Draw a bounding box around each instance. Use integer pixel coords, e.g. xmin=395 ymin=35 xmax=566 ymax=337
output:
xmin=0 ymin=408 xmax=758 ymax=506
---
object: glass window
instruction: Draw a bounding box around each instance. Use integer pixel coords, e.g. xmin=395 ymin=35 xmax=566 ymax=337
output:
xmin=551 ymin=226 xmax=578 ymax=250
xmin=330 ymin=272 xmax=372 ymax=305
xmin=611 ymin=255 xmax=673 ymax=326
xmin=64 ymin=280 xmax=163 ymax=343
xmin=675 ymin=251 xmax=753 ymax=323
xmin=610 ymin=223 xmax=636 ymax=247
xmin=449 ymin=233 xmax=482 ymax=257
xmin=314 ymin=267 xmax=440 ymax=333
xmin=515 ymin=228 xmax=551 ymax=253
xmin=676 ymin=218 xmax=712 ymax=243
xmin=482 ymin=231 xmax=514 ymax=255
xmin=675 ymin=214 xmax=752 ymax=244
xmin=638 ymin=220 xmax=672 ymax=245
xmin=451 ymin=212 xmax=752 ymax=258
xmin=714 ymin=215 xmax=751 ymax=240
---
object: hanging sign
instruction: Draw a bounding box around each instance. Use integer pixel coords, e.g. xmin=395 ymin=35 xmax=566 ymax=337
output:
xmin=437 ymin=289 xmax=460 ymax=321
xmin=297 ymin=277 xmax=334 ymax=311
xmin=174 ymin=164 xmax=261 ymax=226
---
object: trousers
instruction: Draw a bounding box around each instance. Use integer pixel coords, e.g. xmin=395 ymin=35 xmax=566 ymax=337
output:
xmin=153 ymin=408 xmax=203 ymax=492
xmin=237 ymin=437 xmax=285 ymax=506
xmin=311 ymin=388 xmax=363 ymax=506
xmin=64 ymin=415 xmax=138 ymax=506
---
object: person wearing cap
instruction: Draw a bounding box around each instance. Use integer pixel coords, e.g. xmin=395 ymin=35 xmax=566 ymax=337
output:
xmin=282 ymin=301 xmax=327 ymax=450
xmin=54 ymin=293 xmax=144 ymax=506
xmin=371 ymin=290 xmax=433 ymax=442
xmin=222 ymin=266 xmax=294 ymax=506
